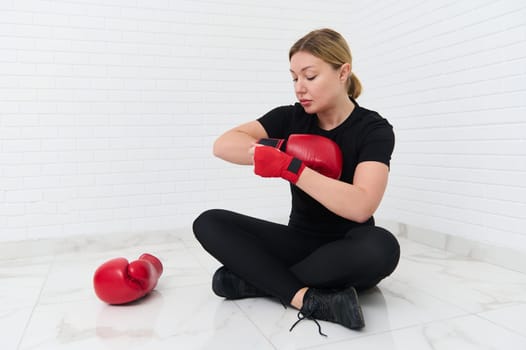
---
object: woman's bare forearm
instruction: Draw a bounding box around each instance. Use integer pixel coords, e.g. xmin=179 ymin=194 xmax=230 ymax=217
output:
xmin=213 ymin=121 xmax=268 ymax=165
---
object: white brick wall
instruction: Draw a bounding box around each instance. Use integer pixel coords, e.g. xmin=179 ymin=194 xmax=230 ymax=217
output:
xmin=0 ymin=0 xmax=353 ymax=241
xmin=1 ymin=0 xmax=525 ymax=255
xmin=352 ymin=1 xmax=526 ymax=252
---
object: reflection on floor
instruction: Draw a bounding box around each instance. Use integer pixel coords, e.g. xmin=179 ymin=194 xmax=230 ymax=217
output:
xmin=3 ymin=231 xmax=526 ymax=349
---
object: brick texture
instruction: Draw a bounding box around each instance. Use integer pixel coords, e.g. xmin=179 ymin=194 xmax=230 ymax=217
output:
xmin=1 ymin=1 xmax=525 ymax=253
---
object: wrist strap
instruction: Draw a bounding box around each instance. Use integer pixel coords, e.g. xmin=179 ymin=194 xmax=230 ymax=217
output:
xmin=282 ymin=157 xmax=305 ymax=184
xmin=287 ymin=158 xmax=303 ymax=174
xmin=257 ymin=138 xmax=285 ymax=150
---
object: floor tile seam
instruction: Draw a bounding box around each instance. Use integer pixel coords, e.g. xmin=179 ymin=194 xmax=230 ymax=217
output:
xmin=156 ymin=281 xmax=212 ymax=293
xmin=401 ymin=237 xmax=526 ymax=277
xmin=19 ymin=281 xmax=213 ymax=310
xmin=16 ymin=255 xmax=56 ymax=350
xmin=474 ymin=309 xmax=526 ymax=339
xmin=388 ymin=276 xmax=478 ymax=315
xmin=404 ymin=253 xmax=526 ymax=282
xmin=296 ymin=322 xmax=430 ymax=350
xmin=372 ymin=278 xmax=487 ymax=335
xmin=229 ymin=298 xmax=445 ymax=350
xmin=296 ymin=313 xmax=488 ymax=350
xmin=399 ymin=278 xmax=526 ymax=317
xmin=184 ymin=245 xmax=217 ymax=275
xmin=0 ymin=233 xmax=190 ymax=261
xmin=393 ymin=251 xmax=526 ymax=312
xmin=232 ymin=299 xmax=281 ymax=350
xmin=296 ymin=329 xmax=382 ymax=350
xmin=0 ymin=255 xmax=56 ymax=264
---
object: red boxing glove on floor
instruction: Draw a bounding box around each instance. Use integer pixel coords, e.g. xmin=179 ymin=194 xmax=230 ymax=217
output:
xmin=93 ymin=253 xmax=163 ymax=305
xmin=254 ymin=146 xmax=305 ymax=184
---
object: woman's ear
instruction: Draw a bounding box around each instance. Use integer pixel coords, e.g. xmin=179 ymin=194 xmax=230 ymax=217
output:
xmin=339 ymin=63 xmax=351 ymax=82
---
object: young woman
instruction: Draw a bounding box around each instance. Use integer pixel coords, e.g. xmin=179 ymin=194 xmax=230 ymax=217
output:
xmin=193 ymin=28 xmax=400 ymax=336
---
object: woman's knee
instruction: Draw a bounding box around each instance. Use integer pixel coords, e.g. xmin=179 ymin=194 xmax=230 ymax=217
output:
xmin=348 ymin=226 xmax=399 ymax=252
xmin=193 ymin=208 xmax=225 ymax=242
xmin=376 ymin=227 xmax=400 ymax=255
xmin=347 ymin=226 xmax=400 ymax=273
xmin=372 ymin=227 xmax=400 ymax=267
xmin=372 ymin=227 xmax=400 ymax=278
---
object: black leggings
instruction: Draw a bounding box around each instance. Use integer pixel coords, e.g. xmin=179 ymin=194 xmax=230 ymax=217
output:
xmin=193 ymin=209 xmax=400 ymax=304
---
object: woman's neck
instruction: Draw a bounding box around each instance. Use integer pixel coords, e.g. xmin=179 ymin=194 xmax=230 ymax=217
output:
xmin=317 ymin=96 xmax=355 ymax=130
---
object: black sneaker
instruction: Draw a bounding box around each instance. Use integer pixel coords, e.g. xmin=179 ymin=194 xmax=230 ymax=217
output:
xmin=212 ymin=266 xmax=268 ymax=299
xmin=290 ymin=286 xmax=365 ymax=336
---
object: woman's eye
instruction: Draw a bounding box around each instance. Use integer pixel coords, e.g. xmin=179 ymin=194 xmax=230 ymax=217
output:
xmin=291 ymin=76 xmax=316 ymax=82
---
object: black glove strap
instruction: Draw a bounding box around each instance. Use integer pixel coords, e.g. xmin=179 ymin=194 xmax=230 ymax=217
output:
xmin=257 ymin=138 xmax=285 ymax=150
xmin=287 ymin=157 xmax=303 ymax=174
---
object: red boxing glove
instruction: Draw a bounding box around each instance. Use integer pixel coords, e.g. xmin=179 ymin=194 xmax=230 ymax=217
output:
xmin=254 ymin=146 xmax=305 ymax=184
xmin=286 ymin=134 xmax=343 ymax=179
xmin=258 ymin=134 xmax=343 ymax=179
xmin=93 ymin=253 xmax=163 ymax=305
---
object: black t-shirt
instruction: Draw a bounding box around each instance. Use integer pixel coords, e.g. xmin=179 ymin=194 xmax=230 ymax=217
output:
xmin=257 ymin=98 xmax=395 ymax=236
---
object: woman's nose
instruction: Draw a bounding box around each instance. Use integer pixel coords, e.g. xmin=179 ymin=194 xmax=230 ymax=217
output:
xmin=295 ymin=79 xmax=306 ymax=94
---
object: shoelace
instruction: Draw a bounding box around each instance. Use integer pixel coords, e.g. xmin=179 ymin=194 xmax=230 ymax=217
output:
xmin=289 ymin=311 xmax=327 ymax=337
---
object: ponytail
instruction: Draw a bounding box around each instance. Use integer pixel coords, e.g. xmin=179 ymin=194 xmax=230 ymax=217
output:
xmin=348 ymin=73 xmax=362 ymax=99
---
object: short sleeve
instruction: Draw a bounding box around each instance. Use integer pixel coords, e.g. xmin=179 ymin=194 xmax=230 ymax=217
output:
xmin=257 ymin=105 xmax=294 ymax=139
xmin=357 ymin=119 xmax=395 ymax=167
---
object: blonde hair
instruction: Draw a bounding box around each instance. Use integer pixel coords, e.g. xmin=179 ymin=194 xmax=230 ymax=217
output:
xmin=289 ymin=28 xmax=362 ymax=99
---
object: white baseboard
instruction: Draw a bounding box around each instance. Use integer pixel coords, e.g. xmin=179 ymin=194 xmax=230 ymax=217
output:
xmin=2 ymin=221 xmax=526 ymax=275
xmin=0 ymin=229 xmax=191 ymax=260
xmin=377 ymin=219 xmax=526 ymax=275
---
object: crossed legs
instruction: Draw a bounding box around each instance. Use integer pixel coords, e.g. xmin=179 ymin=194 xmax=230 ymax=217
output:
xmin=193 ymin=209 xmax=400 ymax=305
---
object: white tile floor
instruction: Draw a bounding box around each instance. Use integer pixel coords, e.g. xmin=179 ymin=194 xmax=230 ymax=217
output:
xmin=3 ymin=231 xmax=526 ymax=350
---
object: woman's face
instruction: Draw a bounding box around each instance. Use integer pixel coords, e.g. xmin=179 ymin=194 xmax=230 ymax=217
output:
xmin=289 ymin=51 xmax=348 ymax=115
